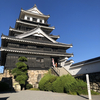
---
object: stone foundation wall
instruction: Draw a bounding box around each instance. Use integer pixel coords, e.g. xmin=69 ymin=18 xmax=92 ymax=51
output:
xmin=0 ymin=69 xmax=48 ymax=91
xmin=75 ymin=72 xmax=100 ymax=93
xmin=27 ymin=70 xmax=48 ymax=88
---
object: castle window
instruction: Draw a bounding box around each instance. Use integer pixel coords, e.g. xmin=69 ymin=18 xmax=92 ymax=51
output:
xmin=36 ymin=58 xmax=44 ymax=62
xmin=33 ymin=18 xmax=37 ymax=22
xmin=27 ymin=17 xmax=30 ymax=21
xmin=40 ymin=19 xmax=42 ymax=23
xmin=39 ymin=37 xmax=42 ymax=40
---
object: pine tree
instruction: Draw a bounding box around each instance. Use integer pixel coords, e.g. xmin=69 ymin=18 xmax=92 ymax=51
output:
xmin=11 ymin=56 xmax=28 ymax=90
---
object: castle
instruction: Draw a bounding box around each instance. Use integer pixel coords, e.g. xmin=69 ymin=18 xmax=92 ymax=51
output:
xmin=0 ymin=5 xmax=73 ymax=89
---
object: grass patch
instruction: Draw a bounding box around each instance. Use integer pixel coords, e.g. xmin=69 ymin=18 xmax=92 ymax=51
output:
xmin=29 ymin=88 xmax=40 ymax=91
xmin=91 ymin=90 xmax=100 ymax=95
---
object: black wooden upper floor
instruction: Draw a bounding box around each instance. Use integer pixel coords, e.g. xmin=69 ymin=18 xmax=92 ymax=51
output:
xmin=1 ymin=38 xmax=74 ymax=57
xmin=9 ymin=28 xmax=59 ymax=41
xmin=7 ymin=43 xmax=66 ymax=53
xmin=1 ymin=36 xmax=73 ymax=57
xmin=1 ymin=47 xmax=73 ymax=57
xmin=1 ymin=34 xmax=72 ymax=49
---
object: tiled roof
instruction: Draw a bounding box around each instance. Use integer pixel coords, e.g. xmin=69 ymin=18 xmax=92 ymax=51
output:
xmin=71 ymin=56 xmax=100 ymax=67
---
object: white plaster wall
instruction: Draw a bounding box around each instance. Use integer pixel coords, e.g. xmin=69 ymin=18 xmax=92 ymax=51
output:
xmin=24 ymin=15 xmax=30 ymax=20
xmin=30 ymin=17 xmax=32 ymax=21
xmin=37 ymin=19 xmax=39 ymax=22
xmin=24 ymin=16 xmax=27 ymax=20
xmin=24 ymin=15 xmax=44 ymax=23
xmin=63 ymin=64 xmax=72 ymax=75
xmin=42 ymin=20 xmax=44 ymax=23
xmin=63 ymin=61 xmax=100 ymax=76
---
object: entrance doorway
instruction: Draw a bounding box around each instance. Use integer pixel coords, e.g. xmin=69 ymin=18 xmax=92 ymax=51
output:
xmin=52 ymin=57 xmax=59 ymax=67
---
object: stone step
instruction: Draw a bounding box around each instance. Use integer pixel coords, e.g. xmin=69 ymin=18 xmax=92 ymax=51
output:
xmin=52 ymin=67 xmax=69 ymax=76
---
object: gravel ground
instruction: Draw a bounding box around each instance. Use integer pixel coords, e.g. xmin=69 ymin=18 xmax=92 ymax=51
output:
xmin=0 ymin=90 xmax=100 ymax=100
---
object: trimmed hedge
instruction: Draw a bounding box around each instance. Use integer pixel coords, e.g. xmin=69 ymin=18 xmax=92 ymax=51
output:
xmin=44 ymin=76 xmax=57 ymax=91
xmin=39 ymin=73 xmax=57 ymax=91
xmin=39 ymin=73 xmax=100 ymax=95
xmin=64 ymin=79 xmax=87 ymax=95
xmin=52 ymin=75 xmax=76 ymax=93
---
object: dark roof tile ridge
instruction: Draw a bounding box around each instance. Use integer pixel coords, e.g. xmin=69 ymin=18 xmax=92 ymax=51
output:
xmin=57 ymin=42 xmax=73 ymax=46
xmin=65 ymin=59 xmax=73 ymax=63
xmin=71 ymin=56 xmax=100 ymax=67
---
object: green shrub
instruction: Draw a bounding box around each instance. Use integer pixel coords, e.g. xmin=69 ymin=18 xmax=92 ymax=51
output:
xmin=49 ymin=76 xmax=57 ymax=83
xmin=44 ymin=76 xmax=57 ymax=91
xmin=64 ymin=79 xmax=88 ymax=95
xmin=15 ymin=75 xmax=28 ymax=85
xmin=64 ymin=78 xmax=100 ymax=95
xmin=26 ymin=84 xmax=33 ymax=89
xmin=18 ymin=56 xmax=27 ymax=61
xmin=48 ymin=68 xmax=52 ymax=74
xmin=39 ymin=73 xmax=57 ymax=91
xmin=52 ymin=75 xmax=76 ymax=93
xmin=39 ymin=74 xmax=52 ymax=90
xmin=0 ymin=82 xmax=10 ymax=92
xmin=16 ymin=62 xmax=27 ymax=70
xmin=44 ymin=82 xmax=52 ymax=91
xmin=11 ymin=56 xmax=28 ymax=89
xmin=39 ymin=73 xmax=100 ymax=95
xmin=76 ymin=79 xmax=87 ymax=95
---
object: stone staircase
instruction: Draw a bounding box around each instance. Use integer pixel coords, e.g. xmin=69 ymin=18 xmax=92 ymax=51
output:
xmin=51 ymin=67 xmax=70 ymax=76
xmin=51 ymin=58 xmax=74 ymax=76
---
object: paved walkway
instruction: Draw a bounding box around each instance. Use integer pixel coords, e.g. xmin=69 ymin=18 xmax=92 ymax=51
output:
xmin=0 ymin=90 xmax=100 ymax=100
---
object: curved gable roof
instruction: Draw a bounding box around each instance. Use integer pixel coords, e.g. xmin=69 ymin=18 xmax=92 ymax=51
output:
xmin=15 ymin=27 xmax=57 ymax=43
xmin=26 ymin=4 xmax=43 ymax=15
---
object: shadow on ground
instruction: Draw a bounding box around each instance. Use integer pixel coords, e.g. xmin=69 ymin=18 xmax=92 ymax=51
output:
xmin=0 ymin=97 xmax=9 ymax=100
xmin=78 ymin=95 xmax=88 ymax=99
xmin=0 ymin=77 xmax=16 ymax=94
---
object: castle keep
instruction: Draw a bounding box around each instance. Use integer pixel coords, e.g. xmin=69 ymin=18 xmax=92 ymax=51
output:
xmin=0 ymin=5 xmax=73 ymax=88
xmin=1 ymin=4 xmax=73 ymax=70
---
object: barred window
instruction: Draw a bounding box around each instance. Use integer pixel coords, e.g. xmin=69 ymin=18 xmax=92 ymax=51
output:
xmin=36 ymin=58 xmax=44 ymax=62
xmin=33 ymin=18 xmax=37 ymax=22
xmin=27 ymin=17 xmax=30 ymax=21
xmin=40 ymin=19 xmax=42 ymax=23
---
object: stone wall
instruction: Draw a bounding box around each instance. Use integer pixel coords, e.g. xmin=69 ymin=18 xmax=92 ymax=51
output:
xmin=0 ymin=69 xmax=48 ymax=91
xmin=27 ymin=70 xmax=48 ymax=88
xmin=75 ymin=72 xmax=100 ymax=93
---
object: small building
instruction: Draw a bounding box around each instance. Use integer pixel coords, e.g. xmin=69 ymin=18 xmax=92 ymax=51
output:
xmin=61 ymin=57 xmax=100 ymax=92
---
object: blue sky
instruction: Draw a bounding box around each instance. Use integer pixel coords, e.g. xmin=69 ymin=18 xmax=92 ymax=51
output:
xmin=0 ymin=0 xmax=100 ymax=72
